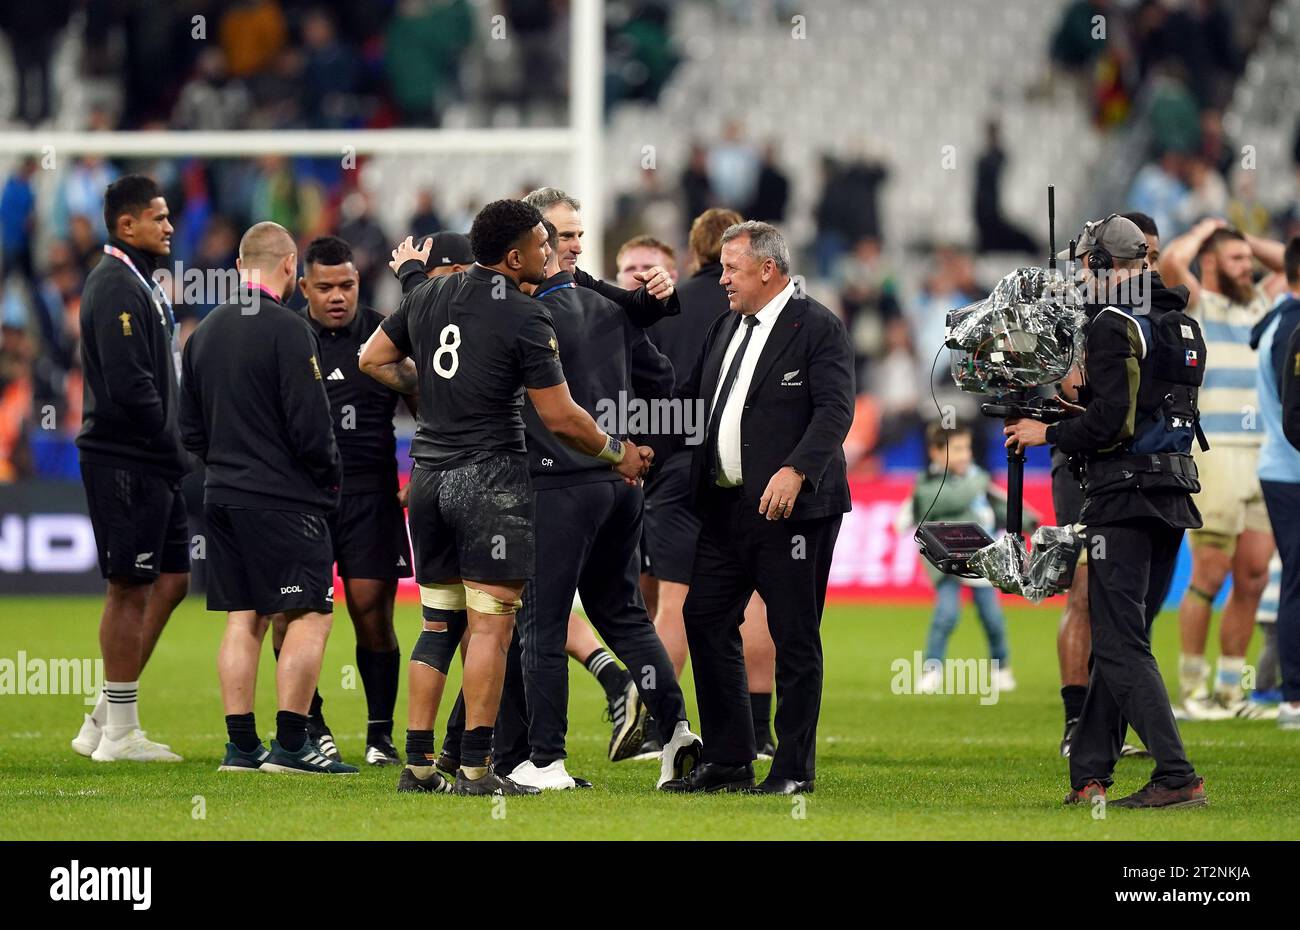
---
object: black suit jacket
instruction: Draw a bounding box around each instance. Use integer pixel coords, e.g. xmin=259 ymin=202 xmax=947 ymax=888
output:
xmin=677 ymin=289 xmax=855 ymax=520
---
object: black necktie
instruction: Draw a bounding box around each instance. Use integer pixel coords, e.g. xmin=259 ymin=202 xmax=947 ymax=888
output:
xmin=705 ymin=315 xmax=760 ymax=483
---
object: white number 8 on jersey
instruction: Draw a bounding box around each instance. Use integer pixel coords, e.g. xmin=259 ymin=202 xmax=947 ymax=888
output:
xmin=433 ymin=323 xmax=461 ymax=379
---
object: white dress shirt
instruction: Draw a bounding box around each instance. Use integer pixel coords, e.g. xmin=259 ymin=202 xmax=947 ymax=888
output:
xmin=709 ymin=279 xmax=796 ymax=486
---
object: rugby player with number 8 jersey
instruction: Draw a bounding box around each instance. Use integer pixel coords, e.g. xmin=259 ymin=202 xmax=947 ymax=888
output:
xmin=359 ymin=199 xmax=655 ymax=795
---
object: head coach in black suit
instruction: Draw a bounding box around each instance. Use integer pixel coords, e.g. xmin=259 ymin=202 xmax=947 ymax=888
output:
xmin=661 ymin=221 xmax=854 ymax=794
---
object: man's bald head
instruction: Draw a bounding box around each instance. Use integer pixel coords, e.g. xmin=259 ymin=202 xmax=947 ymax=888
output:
xmin=239 ymin=222 xmax=296 ymax=270
xmin=237 ymin=222 xmax=298 ymax=303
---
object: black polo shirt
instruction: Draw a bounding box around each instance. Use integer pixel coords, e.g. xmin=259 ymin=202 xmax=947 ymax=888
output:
xmin=303 ymin=305 xmax=402 ymax=494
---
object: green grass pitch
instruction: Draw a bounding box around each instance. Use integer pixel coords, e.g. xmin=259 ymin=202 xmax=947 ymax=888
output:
xmin=1 ymin=595 xmax=1295 ymax=840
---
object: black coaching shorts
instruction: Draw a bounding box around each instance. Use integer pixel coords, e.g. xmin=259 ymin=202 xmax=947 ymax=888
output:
xmin=204 ymin=503 xmax=335 ymax=615
xmin=642 ymin=452 xmax=702 ymax=585
xmin=328 ymin=489 xmax=413 ymax=580
xmin=80 ymin=461 xmax=190 ymax=581
xmin=407 ymin=454 xmax=535 ymax=584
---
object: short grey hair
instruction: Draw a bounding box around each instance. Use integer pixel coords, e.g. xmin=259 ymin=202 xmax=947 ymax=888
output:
xmin=522 ymin=186 xmax=582 ymax=214
xmin=720 ymin=220 xmax=790 ymax=275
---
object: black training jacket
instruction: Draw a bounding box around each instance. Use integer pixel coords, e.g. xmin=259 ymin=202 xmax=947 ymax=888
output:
xmin=76 ymin=238 xmax=187 ymax=478
xmin=180 ymin=286 xmax=341 ymax=515
xmin=646 ymin=262 xmax=728 ymax=380
xmin=523 ymin=271 xmax=675 ymax=489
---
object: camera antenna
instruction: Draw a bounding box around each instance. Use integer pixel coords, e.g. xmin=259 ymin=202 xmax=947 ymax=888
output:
xmin=1047 ymin=184 xmax=1056 ymax=273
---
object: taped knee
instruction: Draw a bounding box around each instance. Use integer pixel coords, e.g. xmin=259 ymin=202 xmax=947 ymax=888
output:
xmin=464 ymin=585 xmax=522 ymax=616
xmin=410 ymin=620 xmax=460 ymax=674
xmin=1192 ymin=531 xmax=1234 ymax=554
xmin=1187 ymin=586 xmax=1216 ymax=604
xmin=420 ymin=582 xmax=466 ymax=611
xmin=422 ymin=604 xmax=468 ymax=641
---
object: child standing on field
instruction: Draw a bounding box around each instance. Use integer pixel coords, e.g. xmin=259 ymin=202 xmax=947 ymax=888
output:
xmin=899 ymin=423 xmax=1034 ymax=693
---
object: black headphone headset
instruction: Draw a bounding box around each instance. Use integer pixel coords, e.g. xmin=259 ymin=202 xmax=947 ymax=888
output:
xmin=1085 ymin=214 xmax=1148 ymax=271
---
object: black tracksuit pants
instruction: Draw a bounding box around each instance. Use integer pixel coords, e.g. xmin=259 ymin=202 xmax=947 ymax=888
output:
xmin=518 ymin=477 xmax=686 ymax=764
xmin=1262 ymin=481 xmax=1300 ymax=703
xmin=1069 ymin=517 xmax=1197 ymax=790
xmin=684 ymin=485 xmax=841 ymax=782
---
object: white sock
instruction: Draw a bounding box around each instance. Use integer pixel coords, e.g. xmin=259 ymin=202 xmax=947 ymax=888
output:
xmin=1215 ymin=656 xmax=1245 ymax=700
xmin=104 ymin=680 xmax=140 ymax=740
xmin=1179 ymin=654 xmax=1207 ymax=700
xmin=89 ymin=689 xmax=108 ymax=726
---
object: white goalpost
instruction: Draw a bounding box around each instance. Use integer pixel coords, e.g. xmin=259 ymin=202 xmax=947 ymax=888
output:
xmin=0 ymin=0 xmax=608 ymax=273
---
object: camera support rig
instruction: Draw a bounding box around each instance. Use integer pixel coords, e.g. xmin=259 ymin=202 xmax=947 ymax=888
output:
xmin=980 ymin=391 xmax=1069 ymax=541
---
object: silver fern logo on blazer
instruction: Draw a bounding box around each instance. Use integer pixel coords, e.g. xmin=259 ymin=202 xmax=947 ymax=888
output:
xmin=781 ymin=369 xmax=803 ymax=386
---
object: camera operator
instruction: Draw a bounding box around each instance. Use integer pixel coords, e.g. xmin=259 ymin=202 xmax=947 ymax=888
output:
xmin=1003 ymin=214 xmax=1206 ymax=809
xmin=1054 ymin=211 xmax=1161 ymax=758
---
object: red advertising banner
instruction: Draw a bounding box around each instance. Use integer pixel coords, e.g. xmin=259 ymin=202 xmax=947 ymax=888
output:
xmin=826 ymin=474 xmax=1058 ymax=601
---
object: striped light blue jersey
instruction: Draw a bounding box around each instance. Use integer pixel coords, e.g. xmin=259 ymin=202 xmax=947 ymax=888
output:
xmin=1255 ymin=298 xmax=1300 ymax=483
xmin=1192 ymin=284 xmax=1272 ymax=447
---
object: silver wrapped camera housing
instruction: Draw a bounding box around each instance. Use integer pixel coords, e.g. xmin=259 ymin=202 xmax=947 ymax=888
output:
xmin=945 ymin=266 xmax=1086 ymax=394
xmin=928 ymin=266 xmax=1090 ymax=601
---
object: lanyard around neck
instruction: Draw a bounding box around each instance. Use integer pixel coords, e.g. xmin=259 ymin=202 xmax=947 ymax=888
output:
xmin=103 ymin=244 xmax=174 ymax=326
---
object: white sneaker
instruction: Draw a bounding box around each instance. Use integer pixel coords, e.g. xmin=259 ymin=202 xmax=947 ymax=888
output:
xmin=917 ymin=667 xmax=942 ymax=694
xmin=71 ymin=714 xmax=102 ymax=757
xmin=74 ymin=716 xmax=172 ymax=757
xmin=995 ymin=667 xmax=1017 ymax=692
xmin=1175 ymin=695 xmax=1234 ymax=722
xmin=91 ymin=729 xmax=182 ymax=762
xmin=506 ymin=759 xmax=577 ymax=790
xmin=658 ymin=721 xmax=702 ymax=789
xmin=1218 ymin=696 xmax=1279 ymax=720
xmin=1278 ymin=703 xmax=1300 ymax=731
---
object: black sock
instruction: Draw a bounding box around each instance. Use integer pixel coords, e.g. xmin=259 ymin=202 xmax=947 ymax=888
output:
xmin=357 ymin=646 xmax=400 ymax=742
xmin=750 ymin=691 xmax=773 ymax=745
xmin=308 ymin=689 xmax=324 ymax=722
xmin=1062 ymin=685 xmax=1087 ymax=723
xmin=405 ymin=729 xmax=435 ymax=767
xmin=585 ymin=648 xmax=630 ymax=703
xmin=461 ymin=725 xmax=493 ymax=769
xmin=276 ymin=711 xmax=309 ymax=753
xmin=226 ymin=713 xmax=259 ymax=752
